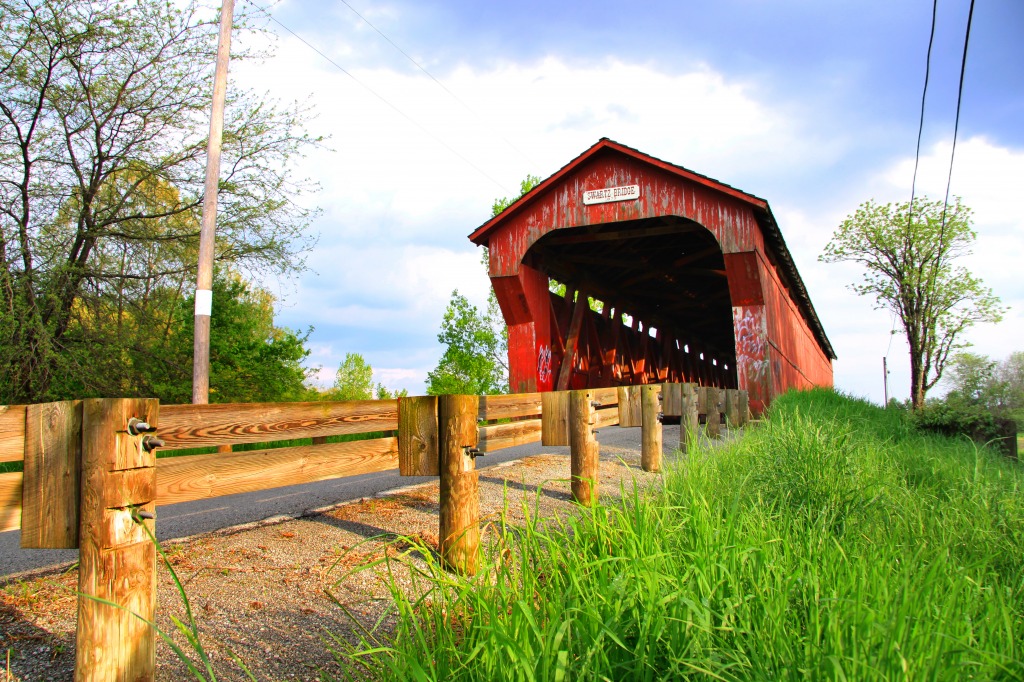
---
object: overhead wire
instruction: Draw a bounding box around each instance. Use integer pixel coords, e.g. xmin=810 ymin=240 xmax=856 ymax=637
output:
xmin=889 ymin=1 xmax=975 ymax=373
xmin=888 ymin=0 xmax=939 ymax=364
xmin=907 ymin=0 xmax=939 ymax=225
xmin=940 ymin=0 xmax=975 ymax=229
xmin=335 ymin=0 xmax=537 ymax=168
xmin=240 ymin=0 xmax=512 ymax=193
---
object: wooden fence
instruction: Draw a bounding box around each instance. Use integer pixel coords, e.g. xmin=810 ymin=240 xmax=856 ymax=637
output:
xmin=0 ymin=383 xmax=747 ymax=680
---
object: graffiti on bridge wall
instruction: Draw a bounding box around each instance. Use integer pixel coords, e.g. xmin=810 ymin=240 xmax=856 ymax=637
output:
xmin=537 ymin=344 xmax=553 ymax=386
xmin=733 ymin=306 xmax=768 ymax=399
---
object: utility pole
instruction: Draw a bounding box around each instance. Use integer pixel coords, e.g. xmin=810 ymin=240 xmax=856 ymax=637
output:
xmin=193 ymin=0 xmax=235 ymax=404
xmin=882 ymin=356 xmax=890 ymax=407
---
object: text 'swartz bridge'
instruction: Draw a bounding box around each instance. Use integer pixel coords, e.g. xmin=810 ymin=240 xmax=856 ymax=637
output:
xmin=469 ymin=139 xmax=836 ymax=414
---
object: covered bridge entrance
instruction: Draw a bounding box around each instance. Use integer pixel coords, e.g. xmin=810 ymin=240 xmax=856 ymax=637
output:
xmin=469 ymin=139 xmax=835 ymax=414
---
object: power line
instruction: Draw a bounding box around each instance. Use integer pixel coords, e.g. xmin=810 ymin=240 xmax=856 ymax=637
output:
xmin=908 ymin=0 xmax=939 ymax=224
xmin=241 ymin=0 xmax=512 ymax=193
xmin=940 ymin=0 xmax=976 ymax=229
xmin=336 ymin=0 xmax=537 ymax=169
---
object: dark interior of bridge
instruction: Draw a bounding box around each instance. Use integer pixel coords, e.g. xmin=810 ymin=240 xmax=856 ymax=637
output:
xmin=523 ymin=216 xmax=737 ymax=369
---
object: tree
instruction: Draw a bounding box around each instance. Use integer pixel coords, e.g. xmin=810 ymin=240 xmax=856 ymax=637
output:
xmin=332 ymin=353 xmax=374 ymax=401
xmin=821 ymin=197 xmax=1003 ymax=409
xmin=426 ymin=176 xmax=551 ymax=396
xmin=426 ymin=291 xmax=507 ymax=395
xmin=0 ymin=0 xmax=318 ymax=403
xmin=375 ymin=383 xmax=409 ymax=400
xmin=945 ymin=351 xmax=1024 ymax=425
xmin=325 ymin=352 xmax=407 ymax=401
xmin=992 ymin=352 xmax=1024 ymax=423
xmin=491 ymin=174 xmax=540 ymax=216
xmin=46 ymin=269 xmax=315 ymax=403
xmin=943 ymin=352 xmax=997 ymax=405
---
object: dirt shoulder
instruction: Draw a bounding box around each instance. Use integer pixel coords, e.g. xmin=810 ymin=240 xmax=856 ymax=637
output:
xmin=1 ymin=432 xmax=665 ymax=681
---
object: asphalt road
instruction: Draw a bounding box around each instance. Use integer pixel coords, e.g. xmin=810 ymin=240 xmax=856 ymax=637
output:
xmin=1 ymin=424 xmax=656 ymax=578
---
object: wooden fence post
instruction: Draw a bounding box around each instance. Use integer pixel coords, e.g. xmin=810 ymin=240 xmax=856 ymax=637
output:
xmin=569 ymin=389 xmax=599 ymax=506
xmin=738 ymin=390 xmax=750 ymax=426
xmin=399 ymin=396 xmax=439 ymax=476
xmin=679 ymin=383 xmax=698 ymax=453
xmin=725 ymin=389 xmax=741 ymax=429
xmin=661 ymin=382 xmax=682 ymax=418
xmin=21 ymin=401 xmax=82 ymax=549
xmin=718 ymin=387 xmax=728 ymax=436
xmin=641 ymin=385 xmax=662 ymax=472
xmin=541 ymin=390 xmax=570 ymax=446
xmin=438 ymin=395 xmax=479 ymax=575
xmin=77 ymin=398 xmax=159 ymax=681
xmin=708 ymin=388 xmax=727 ymax=439
xmin=696 ymin=386 xmax=708 ymax=426
xmin=617 ymin=385 xmax=641 ymax=427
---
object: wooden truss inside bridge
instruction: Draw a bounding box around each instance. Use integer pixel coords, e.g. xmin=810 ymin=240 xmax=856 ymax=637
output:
xmin=530 ymin=216 xmax=737 ymax=391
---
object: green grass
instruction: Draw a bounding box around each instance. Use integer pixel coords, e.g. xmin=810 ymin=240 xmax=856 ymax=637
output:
xmin=329 ymin=388 xmax=1024 ymax=681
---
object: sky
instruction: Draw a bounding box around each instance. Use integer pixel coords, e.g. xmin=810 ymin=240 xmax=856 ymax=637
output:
xmin=223 ymin=0 xmax=1023 ymax=404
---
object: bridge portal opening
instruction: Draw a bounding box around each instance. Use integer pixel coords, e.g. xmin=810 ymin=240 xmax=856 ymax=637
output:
xmin=524 ymin=216 xmax=737 ymax=390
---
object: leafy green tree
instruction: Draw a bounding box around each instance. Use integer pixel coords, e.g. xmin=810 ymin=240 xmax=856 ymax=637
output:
xmin=332 ymin=353 xmax=374 ymax=401
xmin=200 ymin=279 xmax=313 ymax=404
xmin=944 ymin=351 xmax=1024 ymax=423
xmin=491 ymin=174 xmax=541 ymax=216
xmin=0 ymin=0 xmax=318 ymax=403
xmin=821 ymin=197 xmax=1003 ymax=409
xmin=993 ymin=352 xmax=1024 ymax=424
xmin=322 ymin=353 xmax=407 ymax=401
xmin=150 ymin=270 xmax=311 ymax=401
xmin=47 ymin=270 xmax=315 ymax=403
xmin=943 ymin=352 xmax=997 ymax=405
xmin=375 ymin=384 xmax=409 ymax=400
xmin=427 ymin=175 xmax=552 ymax=396
xmin=427 ymin=291 xmax=507 ymax=395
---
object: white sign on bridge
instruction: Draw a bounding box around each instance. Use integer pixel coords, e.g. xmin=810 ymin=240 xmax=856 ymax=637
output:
xmin=582 ymin=184 xmax=640 ymax=205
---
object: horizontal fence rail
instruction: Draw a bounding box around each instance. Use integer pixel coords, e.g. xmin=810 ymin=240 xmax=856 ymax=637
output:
xmin=156 ymin=437 xmax=398 ymax=506
xmin=0 ymin=473 xmax=20 ymax=533
xmin=157 ymin=400 xmax=400 ymax=505
xmin=0 ymin=385 xmax=743 ymax=534
xmin=477 ymin=393 xmax=542 ymax=421
xmin=0 ymin=399 xmax=402 ymax=531
xmin=474 ymin=391 xmax=621 ymax=454
xmin=2 ymin=384 xmax=748 ymax=681
xmin=0 ymin=405 xmax=26 ymax=463
xmin=159 ymin=399 xmax=398 ymax=450
xmin=478 ymin=392 xmax=543 ymax=453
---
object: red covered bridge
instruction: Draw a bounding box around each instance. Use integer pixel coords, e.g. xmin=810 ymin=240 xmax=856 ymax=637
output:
xmin=469 ymin=139 xmax=834 ymax=414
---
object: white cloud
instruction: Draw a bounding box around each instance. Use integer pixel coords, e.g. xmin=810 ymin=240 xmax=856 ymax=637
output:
xmin=882 ymin=136 xmax=1023 ymax=228
xmin=373 ymin=367 xmax=422 ymax=389
xmin=233 ymin=41 xmax=832 ymax=211
xmin=231 ymin=29 xmax=1023 ymax=403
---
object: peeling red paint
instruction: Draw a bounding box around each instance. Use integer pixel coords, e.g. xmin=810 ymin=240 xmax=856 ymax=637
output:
xmin=471 ymin=139 xmax=833 ymax=413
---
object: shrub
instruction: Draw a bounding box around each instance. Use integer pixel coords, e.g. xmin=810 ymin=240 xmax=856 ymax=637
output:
xmin=913 ymin=400 xmax=1018 ymax=458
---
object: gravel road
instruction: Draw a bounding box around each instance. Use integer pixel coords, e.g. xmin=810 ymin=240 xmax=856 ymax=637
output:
xmin=0 ymin=424 xmax=663 ymax=577
xmin=1 ymin=423 xmax=689 ymax=681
